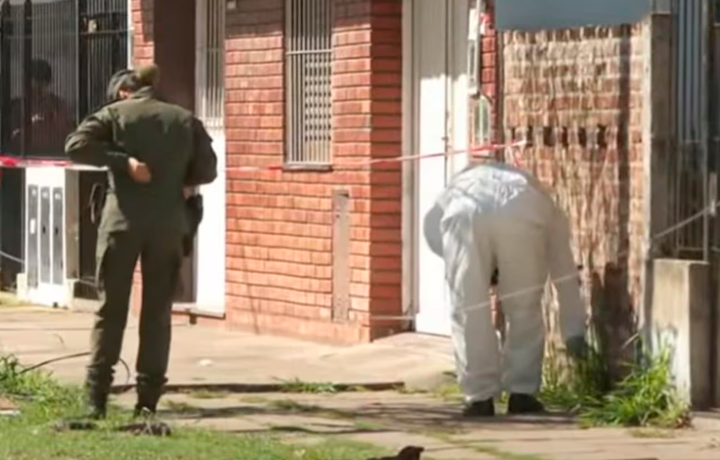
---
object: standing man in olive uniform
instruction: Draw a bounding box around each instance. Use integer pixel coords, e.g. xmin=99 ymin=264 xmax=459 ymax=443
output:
xmin=65 ymin=64 xmax=217 ymax=418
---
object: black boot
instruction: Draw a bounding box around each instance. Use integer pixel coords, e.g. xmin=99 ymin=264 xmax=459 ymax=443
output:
xmin=507 ymin=393 xmax=545 ymax=415
xmin=53 ymin=393 xmax=106 ymax=432
xmin=134 ymin=375 xmax=166 ymax=418
xmin=133 ymin=403 xmax=157 ymax=419
xmin=462 ymin=398 xmax=495 ymax=417
xmin=87 ymin=402 xmax=107 ymax=420
xmin=84 ymin=368 xmax=114 ymax=420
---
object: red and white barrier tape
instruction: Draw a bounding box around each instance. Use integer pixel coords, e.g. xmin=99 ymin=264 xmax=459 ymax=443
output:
xmin=0 ymin=140 xmax=526 ymax=173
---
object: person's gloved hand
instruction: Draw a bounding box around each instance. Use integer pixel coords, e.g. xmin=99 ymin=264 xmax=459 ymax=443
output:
xmin=565 ymin=336 xmax=589 ymax=360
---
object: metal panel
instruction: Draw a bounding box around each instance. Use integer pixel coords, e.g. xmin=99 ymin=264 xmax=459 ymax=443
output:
xmin=26 ymin=184 xmax=37 ymax=287
xmin=285 ymin=0 xmax=333 ymax=165
xmin=52 ymin=186 xmax=63 ymax=285
xmin=39 ymin=186 xmax=50 ymax=283
xmin=332 ymin=190 xmax=350 ymax=323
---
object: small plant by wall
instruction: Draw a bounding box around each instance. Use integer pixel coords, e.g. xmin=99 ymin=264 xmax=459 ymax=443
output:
xmin=540 ymin=330 xmax=692 ymax=429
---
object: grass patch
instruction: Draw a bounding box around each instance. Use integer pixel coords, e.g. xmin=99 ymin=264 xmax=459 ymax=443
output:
xmin=628 ymin=427 xmax=676 ymax=439
xmin=540 ymin=335 xmax=691 ymax=429
xmin=0 ymin=355 xmax=389 ymax=460
xmin=269 ymin=399 xmax=324 ymax=413
xmin=277 ymin=378 xmax=341 ymax=394
xmin=352 ymin=420 xmax=386 ymax=432
xmin=471 ymin=445 xmax=554 ymax=460
xmin=429 ymin=432 xmax=555 ymax=460
xmin=186 ymin=389 xmax=230 ymax=400
xmin=431 ymin=382 xmax=462 ymax=402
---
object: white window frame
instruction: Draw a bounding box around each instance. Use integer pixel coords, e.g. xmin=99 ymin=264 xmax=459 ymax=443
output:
xmin=284 ymin=0 xmax=333 ymax=167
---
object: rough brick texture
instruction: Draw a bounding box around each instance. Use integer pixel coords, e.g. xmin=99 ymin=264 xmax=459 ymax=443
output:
xmin=224 ymin=0 xmax=403 ymax=343
xmin=469 ymin=0 xmax=498 ymax=147
xmin=129 ymin=0 xmax=153 ymax=314
xmin=131 ymin=0 xmax=154 ymax=67
xmin=502 ymin=25 xmax=645 ymax=378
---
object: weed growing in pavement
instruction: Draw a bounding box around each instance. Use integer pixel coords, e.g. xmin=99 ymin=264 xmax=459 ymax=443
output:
xmin=187 ymin=389 xmax=230 ymax=400
xmin=540 ymin=333 xmax=691 ymax=428
xmin=277 ymin=378 xmax=341 ymax=394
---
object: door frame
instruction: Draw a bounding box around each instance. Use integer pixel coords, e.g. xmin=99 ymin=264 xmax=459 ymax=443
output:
xmin=407 ymin=0 xmax=470 ymax=336
xmin=186 ymin=0 xmax=227 ymax=317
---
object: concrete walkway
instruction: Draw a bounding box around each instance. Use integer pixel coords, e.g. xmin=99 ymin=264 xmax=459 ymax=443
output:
xmin=0 ymin=306 xmax=454 ymax=389
xmin=114 ymin=390 xmax=720 ymax=460
xmin=3 ymin=305 xmax=720 ymax=459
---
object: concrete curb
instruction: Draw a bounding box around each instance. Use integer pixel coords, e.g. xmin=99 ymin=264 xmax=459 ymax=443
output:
xmin=110 ymin=381 xmax=405 ymax=395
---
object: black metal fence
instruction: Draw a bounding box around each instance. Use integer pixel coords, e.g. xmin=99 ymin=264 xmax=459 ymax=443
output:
xmin=0 ymin=0 xmax=128 ymax=159
xmin=664 ymin=0 xmax=718 ymax=260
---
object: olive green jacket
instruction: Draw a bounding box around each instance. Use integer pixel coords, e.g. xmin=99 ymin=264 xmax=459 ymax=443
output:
xmin=65 ymin=87 xmax=217 ymax=236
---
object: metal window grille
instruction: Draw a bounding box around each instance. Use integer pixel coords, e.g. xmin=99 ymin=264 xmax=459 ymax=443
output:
xmin=0 ymin=0 xmax=128 ymax=158
xmin=666 ymin=0 xmax=711 ymax=259
xmin=285 ymin=0 xmax=332 ymax=165
xmin=195 ymin=0 xmax=225 ymax=134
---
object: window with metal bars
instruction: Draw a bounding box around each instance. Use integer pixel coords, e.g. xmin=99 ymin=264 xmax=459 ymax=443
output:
xmin=196 ymin=0 xmax=225 ymax=134
xmin=284 ymin=0 xmax=333 ymax=166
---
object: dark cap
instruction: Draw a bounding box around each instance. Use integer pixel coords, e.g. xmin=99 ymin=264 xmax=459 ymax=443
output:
xmin=106 ymin=69 xmax=135 ymax=103
xmin=29 ymin=59 xmax=52 ymax=85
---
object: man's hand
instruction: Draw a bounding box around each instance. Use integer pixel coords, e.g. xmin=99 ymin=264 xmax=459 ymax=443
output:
xmin=127 ymin=157 xmax=152 ymax=183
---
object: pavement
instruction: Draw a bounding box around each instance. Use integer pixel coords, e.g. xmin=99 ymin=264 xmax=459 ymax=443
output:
xmin=3 ymin=304 xmax=720 ymax=460
xmin=111 ymin=391 xmax=720 ymax=460
xmin=0 ymin=305 xmax=454 ymax=389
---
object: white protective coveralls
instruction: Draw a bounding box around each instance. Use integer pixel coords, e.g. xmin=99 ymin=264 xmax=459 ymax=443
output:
xmin=424 ymin=162 xmax=586 ymax=403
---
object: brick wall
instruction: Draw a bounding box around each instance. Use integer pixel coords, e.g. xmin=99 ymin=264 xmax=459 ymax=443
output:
xmin=502 ymin=25 xmax=645 ymax=377
xmin=130 ymin=0 xmax=154 ymax=67
xmin=470 ymin=0 xmax=498 ymax=147
xmin=129 ymin=0 xmax=153 ymax=314
xmin=224 ymin=0 xmax=403 ymax=343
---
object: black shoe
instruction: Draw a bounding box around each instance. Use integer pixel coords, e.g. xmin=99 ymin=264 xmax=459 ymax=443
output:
xmin=462 ymin=398 xmax=495 ymax=417
xmin=507 ymin=393 xmax=545 ymax=415
xmin=133 ymin=404 xmax=157 ymax=419
xmin=88 ymin=404 xmax=107 ymax=420
xmin=53 ymin=406 xmax=104 ymax=433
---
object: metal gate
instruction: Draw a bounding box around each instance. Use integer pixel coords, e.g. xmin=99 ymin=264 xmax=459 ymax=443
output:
xmin=0 ymin=0 xmax=128 ymax=295
xmin=664 ymin=0 xmax=720 ymax=406
xmin=664 ymin=0 xmax=715 ymax=261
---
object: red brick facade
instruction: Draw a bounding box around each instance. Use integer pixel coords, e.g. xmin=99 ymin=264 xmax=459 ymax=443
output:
xmin=130 ymin=0 xmax=153 ymax=67
xmin=470 ymin=0 xmax=498 ymax=147
xmin=502 ymin=25 xmax=644 ymax=370
xmin=128 ymin=2 xmax=643 ymax=357
xmin=130 ymin=0 xmax=404 ymax=343
xmin=224 ymin=0 xmax=403 ymax=343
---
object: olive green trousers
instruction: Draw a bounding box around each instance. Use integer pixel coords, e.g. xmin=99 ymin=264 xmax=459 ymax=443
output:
xmin=85 ymin=228 xmax=183 ymax=409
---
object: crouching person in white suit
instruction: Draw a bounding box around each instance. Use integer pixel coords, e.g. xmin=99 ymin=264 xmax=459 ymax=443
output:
xmin=424 ymin=161 xmax=587 ymax=417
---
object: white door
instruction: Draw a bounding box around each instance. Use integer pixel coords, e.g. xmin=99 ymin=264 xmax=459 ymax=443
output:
xmin=413 ymin=0 xmax=469 ymax=336
xmin=193 ymin=0 xmax=226 ymax=315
